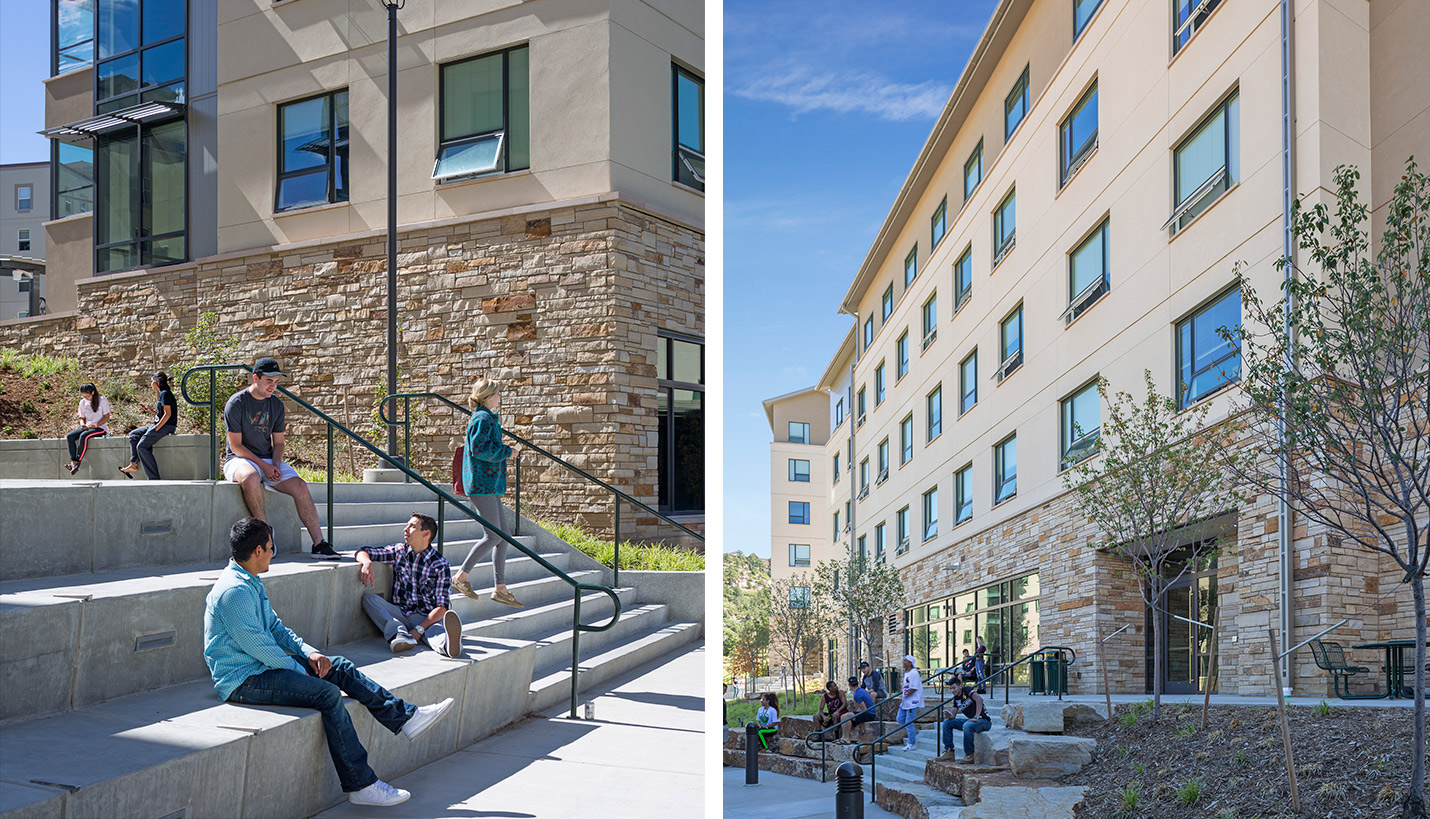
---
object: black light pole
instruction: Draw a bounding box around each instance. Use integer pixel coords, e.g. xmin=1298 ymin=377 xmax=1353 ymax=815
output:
xmin=382 ymin=0 xmax=404 ymax=461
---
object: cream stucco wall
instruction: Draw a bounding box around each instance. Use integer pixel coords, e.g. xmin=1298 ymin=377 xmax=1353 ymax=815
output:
xmin=768 ymin=389 xmax=834 ymax=590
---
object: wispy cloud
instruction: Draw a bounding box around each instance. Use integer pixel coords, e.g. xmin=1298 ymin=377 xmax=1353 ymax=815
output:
xmin=732 ymin=65 xmax=952 ymax=122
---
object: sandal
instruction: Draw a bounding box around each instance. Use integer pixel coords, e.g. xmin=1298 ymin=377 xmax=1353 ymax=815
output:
xmin=118 ymin=462 xmax=139 ymax=479
xmin=65 ymin=462 xmax=79 ymax=475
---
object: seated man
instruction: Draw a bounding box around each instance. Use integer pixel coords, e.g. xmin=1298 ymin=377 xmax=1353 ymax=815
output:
xmin=357 ymin=513 xmax=462 ymax=658
xmin=222 ymin=357 xmax=338 ymax=560
xmin=860 ymin=661 xmax=887 ymax=701
xmin=204 ymin=517 xmax=453 ymax=807
xmin=812 ymin=679 xmax=849 ymax=734
xmin=938 ymin=674 xmax=991 ymax=764
xmin=844 ymin=676 xmax=877 ymax=742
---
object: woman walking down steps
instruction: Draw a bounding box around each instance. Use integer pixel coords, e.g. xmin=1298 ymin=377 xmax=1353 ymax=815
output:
xmin=451 ymin=378 xmax=523 ymax=608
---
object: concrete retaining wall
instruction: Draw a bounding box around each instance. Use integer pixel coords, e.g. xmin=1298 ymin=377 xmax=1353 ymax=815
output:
xmin=622 ymin=570 xmax=704 ymax=633
xmin=0 ymin=434 xmax=213 ymax=481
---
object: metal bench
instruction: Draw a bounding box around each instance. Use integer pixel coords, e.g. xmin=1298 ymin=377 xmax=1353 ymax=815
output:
xmin=1308 ymin=638 xmax=1382 ymax=699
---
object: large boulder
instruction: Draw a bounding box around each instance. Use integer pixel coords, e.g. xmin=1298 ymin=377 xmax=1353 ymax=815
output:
xmin=1063 ymin=703 xmax=1107 ymax=730
xmin=1007 ymin=735 xmax=1097 ymax=778
xmin=963 ymin=785 xmax=1087 ymax=819
xmin=974 ymin=729 xmax=1014 ymax=766
xmin=1020 ymin=702 xmax=1068 ymax=733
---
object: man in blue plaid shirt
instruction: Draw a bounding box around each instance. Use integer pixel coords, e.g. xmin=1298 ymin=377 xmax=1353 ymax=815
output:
xmin=358 ymin=513 xmax=462 ymax=658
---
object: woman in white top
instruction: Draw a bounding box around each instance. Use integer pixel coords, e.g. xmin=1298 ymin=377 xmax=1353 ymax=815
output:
xmin=898 ymin=654 xmax=924 ymax=751
xmin=64 ymin=384 xmax=110 ymax=475
xmin=755 ymin=692 xmax=780 ymax=750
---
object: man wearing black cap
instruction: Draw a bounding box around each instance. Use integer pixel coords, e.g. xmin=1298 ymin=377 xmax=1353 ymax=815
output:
xmin=860 ymin=661 xmax=887 ymax=702
xmin=222 ymin=357 xmax=338 ymax=559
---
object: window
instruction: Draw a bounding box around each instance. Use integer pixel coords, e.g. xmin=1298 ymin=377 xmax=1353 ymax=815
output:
xmin=55 ymin=142 xmax=94 ymax=217
xmin=882 ymin=285 xmax=894 ymax=322
xmin=1005 ymin=66 xmax=1029 ymax=139
xmin=276 ymin=90 xmax=350 ymax=212
xmin=921 ymin=293 xmax=937 ymax=349
xmin=875 ymin=362 xmax=886 ymax=404
xmin=900 ymin=414 xmax=914 ymax=465
xmin=17 ymin=229 xmax=30 ymax=253
xmin=833 ymin=511 xmax=840 ymax=540
xmin=1177 ymin=286 xmax=1241 ymax=408
xmin=789 ymin=544 xmax=811 ymax=567
xmin=16 ymin=185 xmax=33 ymax=212
xmin=923 ymin=487 xmax=939 ymax=541
xmin=896 ymin=506 xmax=910 ymax=553
xmin=1168 ymin=90 xmax=1239 ymax=234
xmin=1060 ymin=81 xmax=1098 ymax=185
xmin=1173 ymin=0 xmax=1223 ymax=54
xmin=903 ymin=573 xmax=1043 ymax=682
xmin=835 ymin=397 xmax=845 ymax=426
xmin=931 ymin=197 xmax=947 ymax=248
xmin=994 ymin=434 xmax=1017 ymax=504
xmin=1074 ymin=0 xmax=1103 ymax=37
xmin=860 ymin=458 xmax=870 ymax=493
xmin=927 ymin=385 xmax=942 ymax=441
xmin=789 ymin=421 xmax=810 ymax=444
xmin=1061 ymin=380 xmax=1101 ymax=468
xmin=998 ymin=306 xmax=1024 ymax=379
xmin=857 ymin=536 xmax=867 ymax=563
xmin=55 ymin=0 xmax=95 ymax=75
xmin=845 ymin=501 xmax=852 ymax=533
xmin=789 ymin=459 xmax=810 ymax=483
xmin=904 ymin=246 xmax=919 ymax=287
xmin=790 ymin=586 xmax=811 ymax=609
xmin=964 ymin=141 xmax=983 ymax=201
xmin=435 ymin=45 xmax=530 ymax=181
xmin=954 ymin=245 xmax=973 ymax=312
xmin=875 ymin=522 xmax=887 ymax=559
xmin=955 ymin=464 xmax=973 ymax=524
xmin=896 ymin=331 xmax=909 ymax=379
xmin=993 ymin=187 xmax=1016 ymax=264
xmin=857 ymin=387 xmax=867 ymax=422
xmin=789 ymin=502 xmax=811 ymax=525
xmin=877 ymin=438 xmax=889 ymax=482
xmin=864 ymin=316 xmax=874 ymax=351
xmin=1065 ymin=219 xmax=1109 ymax=322
xmin=960 ymin=350 xmax=978 ymax=414
xmin=833 ymin=452 xmax=840 ymax=484
xmin=657 ymin=333 xmax=704 ymax=512
xmin=94 ymin=0 xmax=186 ymax=114
xmin=672 ymin=64 xmax=705 ymax=190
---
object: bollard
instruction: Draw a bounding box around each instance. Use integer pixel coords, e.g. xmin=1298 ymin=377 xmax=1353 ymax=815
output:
xmin=745 ymin=722 xmax=760 ymax=786
xmin=835 ymin=761 xmax=864 ymax=819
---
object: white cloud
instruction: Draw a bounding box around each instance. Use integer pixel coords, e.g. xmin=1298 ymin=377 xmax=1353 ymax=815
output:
xmin=733 ymin=65 xmax=952 ymax=122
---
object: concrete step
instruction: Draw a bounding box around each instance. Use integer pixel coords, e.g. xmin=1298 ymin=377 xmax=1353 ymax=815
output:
xmin=873 ymin=780 xmax=965 ymax=819
xmin=304 ymin=519 xmax=516 ymax=550
xmin=444 ymin=570 xmax=608 ymax=623
xmin=314 ymin=499 xmax=526 ymax=529
xmin=458 ymin=585 xmax=638 ymax=644
xmin=528 ymin=621 xmax=701 ymax=713
xmin=308 ymin=481 xmax=444 ymax=504
xmin=0 ymin=629 xmax=538 ymax=819
xmin=527 ymin=602 xmax=671 ymax=676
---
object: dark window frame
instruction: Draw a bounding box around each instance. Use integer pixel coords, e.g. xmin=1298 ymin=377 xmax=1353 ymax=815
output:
xmin=789 ymin=458 xmax=810 ymax=483
xmin=931 ymin=196 xmax=947 ymax=248
xmin=1059 ymin=80 xmax=1099 ymax=186
xmin=994 ymin=433 xmax=1018 ymax=505
xmin=927 ymin=384 xmax=942 ymax=441
xmin=436 ymin=43 xmax=531 ymax=182
xmin=671 ymin=62 xmax=705 ymax=191
xmin=788 ymin=501 xmax=811 ymax=525
xmin=959 ymin=349 xmax=978 ymax=414
xmin=1060 ymin=378 xmax=1101 ymax=470
xmin=656 ymin=330 xmax=704 ymax=513
xmin=993 ymin=187 xmax=1016 ymax=264
xmin=904 ymin=245 xmax=919 ymax=288
xmin=964 ymin=140 xmax=983 ymax=202
xmin=1074 ymin=0 xmax=1104 ymax=39
xmin=1004 ymin=66 xmax=1030 ymax=140
xmin=1175 ymin=285 xmax=1241 ymax=409
xmin=954 ymin=245 xmax=973 ymax=313
xmin=955 ymin=463 xmax=974 ymax=524
xmin=274 ymin=88 xmax=350 ymax=213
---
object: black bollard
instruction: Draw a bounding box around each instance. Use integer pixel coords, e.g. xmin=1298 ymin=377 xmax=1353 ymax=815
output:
xmin=835 ymin=760 xmax=864 ymax=819
xmin=745 ymin=721 xmax=759 ymax=786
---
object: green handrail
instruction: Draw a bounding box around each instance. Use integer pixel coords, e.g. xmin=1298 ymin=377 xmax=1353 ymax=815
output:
xmin=378 ymin=391 xmax=705 ymax=587
xmin=179 ymin=364 xmax=622 ymax=719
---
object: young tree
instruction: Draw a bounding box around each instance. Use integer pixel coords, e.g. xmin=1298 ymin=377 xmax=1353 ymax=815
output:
xmin=723 ymin=552 xmax=771 ymax=692
xmin=811 ymin=555 xmax=905 ymax=677
xmin=1230 ymin=162 xmax=1430 ymax=816
xmin=1061 ymin=371 xmax=1248 ymax=721
xmin=768 ymin=575 xmax=828 ymax=710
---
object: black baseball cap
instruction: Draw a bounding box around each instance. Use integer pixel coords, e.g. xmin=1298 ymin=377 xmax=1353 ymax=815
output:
xmin=847 ymin=676 xmax=859 ymax=686
xmin=859 ymin=661 xmax=870 ymax=668
xmin=253 ymin=357 xmax=286 ymax=378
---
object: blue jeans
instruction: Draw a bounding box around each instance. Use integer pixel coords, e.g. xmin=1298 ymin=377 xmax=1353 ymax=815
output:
xmin=898 ymin=706 xmax=919 ymax=746
xmin=227 ymin=655 xmax=416 ymax=792
xmin=941 ymin=715 xmax=991 ymax=756
xmin=127 ymin=423 xmax=175 ymax=479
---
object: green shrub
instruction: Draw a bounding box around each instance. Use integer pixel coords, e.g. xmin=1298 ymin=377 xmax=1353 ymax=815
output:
xmin=0 ymin=350 xmax=77 ymax=379
xmin=21 ymin=430 xmax=37 ymax=439
xmin=725 ymin=691 xmax=824 ymax=727
xmin=1314 ymin=699 xmax=1332 ymax=717
xmin=1175 ymin=723 xmax=1196 ymax=738
xmin=541 ymin=521 xmax=704 ymax=571
xmin=1120 ymin=709 xmax=1139 ymax=728
xmin=1117 ymin=782 xmax=1142 ymax=814
xmin=1132 ymin=761 xmax=1145 ymax=775
xmin=1176 ymin=777 xmax=1202 ymax=806
xmin=20 ymin=400 xmax=35 ymax=413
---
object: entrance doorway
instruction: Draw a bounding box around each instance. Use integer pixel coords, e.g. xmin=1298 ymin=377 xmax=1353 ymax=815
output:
xmin=1145 ymin=560 xmax=1218 ymax=695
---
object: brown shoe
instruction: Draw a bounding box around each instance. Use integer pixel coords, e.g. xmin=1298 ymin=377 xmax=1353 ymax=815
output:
xmin=961 ymin=754 xmax=976 ymax=765
xmin=450 ymin=578 xmax=479 ymax=600
xmin=491 ymin=589 xmax=524 ymax=608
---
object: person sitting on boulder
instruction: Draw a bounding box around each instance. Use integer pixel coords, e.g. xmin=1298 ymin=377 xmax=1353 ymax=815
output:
xmin=356 ymin=513 xmax=462 ymax=658
xmin=859 ymin=660 xmax=887 ymax=701
xmin=812 ymin=679 xmax=849 ymax=736
xmin=755 ymin=692 xmax=780 ymax=750
xmin=845 ymin=676 xmax=877 ymax=743
xmin=938 ymin=675 xmax=990 ymax=764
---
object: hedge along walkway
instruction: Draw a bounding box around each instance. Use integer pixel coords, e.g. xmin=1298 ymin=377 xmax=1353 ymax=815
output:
xmin=541 ymin=521 xmax=705 ymax=571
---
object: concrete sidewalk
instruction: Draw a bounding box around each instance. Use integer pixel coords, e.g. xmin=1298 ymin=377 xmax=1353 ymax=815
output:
xmin=316 ymin=641 xmax=705 ymax=819
xmin=723 ymin=766 xmax=901 ymax=819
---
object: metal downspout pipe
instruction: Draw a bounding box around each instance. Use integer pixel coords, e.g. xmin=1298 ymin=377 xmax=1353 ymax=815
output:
xmin=848 ymin=314 xmax=860 ymax=680
xmin=1277 ymin=0 xmax=1297 ymax=697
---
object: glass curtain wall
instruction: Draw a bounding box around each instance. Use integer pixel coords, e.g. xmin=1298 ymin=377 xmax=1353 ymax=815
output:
xmin=906 ymin=573 xmax=1041 ymax=684
xmin=656 ymin=333 xmax=704 ymax=512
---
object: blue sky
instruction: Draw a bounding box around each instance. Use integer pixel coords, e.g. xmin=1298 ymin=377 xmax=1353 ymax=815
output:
xmin=723 ymin=0 xmax=997 ymax=558
xmin=1 ymin=1 xmax=51 ymax=164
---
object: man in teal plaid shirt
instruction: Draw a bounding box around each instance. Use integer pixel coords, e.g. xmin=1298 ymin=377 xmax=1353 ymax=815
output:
xmin=203 ymin=517 xmax=454 ymax=807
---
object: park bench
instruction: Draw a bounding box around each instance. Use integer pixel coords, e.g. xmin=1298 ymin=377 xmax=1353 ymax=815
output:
xmin=1308 ymin=638 xmax=1381 ymax=699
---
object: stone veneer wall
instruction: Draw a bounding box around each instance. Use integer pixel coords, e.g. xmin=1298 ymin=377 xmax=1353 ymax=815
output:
xmin=38 ymin=197 xmax=701 ymax=540
xmin=0 ymin=313 xmax=79 ymax=359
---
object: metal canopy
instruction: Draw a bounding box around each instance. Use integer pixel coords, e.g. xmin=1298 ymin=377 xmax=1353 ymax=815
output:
xmin=39 ymin=101 xmax=185 ymax=139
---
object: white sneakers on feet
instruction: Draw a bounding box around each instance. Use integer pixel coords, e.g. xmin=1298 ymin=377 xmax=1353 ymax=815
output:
xmin=442 ymin=611 xmax=462 ymax=658
xmin=348 ymin=779 xmax=410 ymax=806
xmin=401 ymin=697 xmax=454 ymax=740
xmin=390 ymin=634 xmax=418 ymax=653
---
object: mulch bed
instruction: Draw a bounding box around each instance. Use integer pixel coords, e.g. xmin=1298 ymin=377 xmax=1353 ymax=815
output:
xmin=0 ymin=371 xmax=154 ymax=440
xmin=1064 ymin=701 xmax=1417 ymax=818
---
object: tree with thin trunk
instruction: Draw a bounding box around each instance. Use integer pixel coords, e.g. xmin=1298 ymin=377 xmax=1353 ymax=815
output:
xmin=768 ymin=575 xmax=828 ymax=710
xmin=811 ymin=555 xmax=905 ymax=679
xmin=1062 ymin=371 xmax=1248 ymax=721
xmin=723 ymin=551 xmax=771 ymax=693
xmin=1228 ymin=161 xmax=1430 ymax=817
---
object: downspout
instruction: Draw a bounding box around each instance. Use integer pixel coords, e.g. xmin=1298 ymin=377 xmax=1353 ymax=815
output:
xmin=1277 ymin=0 xmax=1297 ymax=697
xmin=848 ymin=313 xmax=860 ymax=679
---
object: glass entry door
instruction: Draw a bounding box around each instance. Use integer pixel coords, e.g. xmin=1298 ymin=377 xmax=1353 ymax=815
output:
xmin=1154 ymin=570 xmax=1217 ymax=695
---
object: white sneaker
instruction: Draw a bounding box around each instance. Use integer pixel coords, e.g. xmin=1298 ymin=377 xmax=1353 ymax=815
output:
xmin=390 ymin=634 xmax=418 ymax=654
xmin=442 ymin=611 xmax=462 ymax=658
xmin=401 ymin=697 xmax=454 ymax=740
xmin=348 ymin=779 xmax=410 ymax=806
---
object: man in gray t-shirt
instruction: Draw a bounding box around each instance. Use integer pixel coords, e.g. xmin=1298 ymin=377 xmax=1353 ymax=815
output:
xmin=221 ymin=357 xmax=340 ymax=560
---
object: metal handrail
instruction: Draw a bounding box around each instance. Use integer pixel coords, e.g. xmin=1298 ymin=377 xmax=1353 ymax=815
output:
xmin=803 ymin=693 xmax=902 ymax=782
xmin=851 ymin=646 xmax=1076 ymax=801
xmin=179 ymin=364 xmax=622 ymax=719
xmin=377 ymin=391 xmax=705 ymax=586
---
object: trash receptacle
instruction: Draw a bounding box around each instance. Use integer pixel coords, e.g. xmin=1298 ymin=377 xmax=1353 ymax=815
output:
xmin=1045 ymin=651 xmax=1067 ymax=695
xmin=1029 ymin=654 xmax=1047 ymax=695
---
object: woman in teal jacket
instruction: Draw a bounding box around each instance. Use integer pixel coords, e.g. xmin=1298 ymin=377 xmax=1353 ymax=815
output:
xmin=452 ymin=379 xmax=523 ymax=608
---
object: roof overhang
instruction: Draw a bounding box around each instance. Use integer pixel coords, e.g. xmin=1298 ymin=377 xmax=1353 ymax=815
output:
xmin=0 ymin=256 xmax=46 ymax=276
xmin=1097 ymin=512 xmax=1239 ymax=562
xmin=39 ymin=101 xmax=185 ymax=139
xmin=816 ymin=326 xmax=857 ymax=391
xmin=762 ymin=386 xmax=827 ymax=431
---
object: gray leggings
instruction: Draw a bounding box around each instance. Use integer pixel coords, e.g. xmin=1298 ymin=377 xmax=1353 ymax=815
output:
xmin=460 ymin=494 xmax=507 ymax=584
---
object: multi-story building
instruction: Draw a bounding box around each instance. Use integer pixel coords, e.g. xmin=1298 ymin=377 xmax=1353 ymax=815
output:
xmin=0 ymin=162 xmax=50 ymax=319
xmin=772 ymin=0 xmax=1430 ymax=695
xmin=13 ymin=0 xmax=705 ymax=532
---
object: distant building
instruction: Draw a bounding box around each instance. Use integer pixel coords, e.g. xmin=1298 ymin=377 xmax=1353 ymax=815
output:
xmin=0 ymin=162 xmax=50 ymax=319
